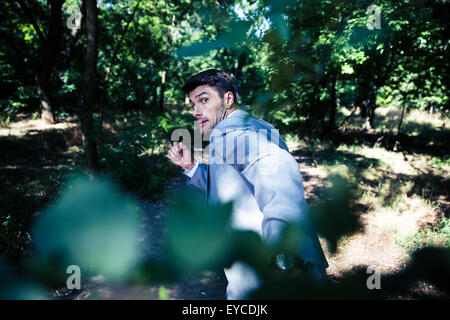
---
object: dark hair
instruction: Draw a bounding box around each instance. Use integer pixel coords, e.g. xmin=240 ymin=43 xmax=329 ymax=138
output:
xmin=182 ymin=69 xmax=239 ymax=103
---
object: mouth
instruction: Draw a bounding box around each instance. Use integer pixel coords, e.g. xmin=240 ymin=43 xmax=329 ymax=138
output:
xmin=197 ymin=119 xmax=209 ymax=127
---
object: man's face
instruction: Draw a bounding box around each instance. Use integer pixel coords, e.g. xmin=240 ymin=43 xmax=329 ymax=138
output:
xmin=189 ymin=85 xmax=225 ymax=134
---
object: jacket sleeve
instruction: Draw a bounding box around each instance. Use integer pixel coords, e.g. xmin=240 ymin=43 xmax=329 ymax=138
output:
xmin=242 ymin=147 xmax=328 ymax=267
xmin=186 ymin=163 xmax=208 ymax=192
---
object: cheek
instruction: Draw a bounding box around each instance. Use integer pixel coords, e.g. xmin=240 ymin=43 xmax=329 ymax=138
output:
xmin=204 ymin=105 xmax=216 ymax=119
xmin=204 ymin=100 xmax=223 ymax=121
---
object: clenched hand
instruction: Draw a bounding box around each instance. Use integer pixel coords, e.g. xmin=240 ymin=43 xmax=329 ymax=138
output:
xmin=167 ymin=141 xmax=195 ymax=171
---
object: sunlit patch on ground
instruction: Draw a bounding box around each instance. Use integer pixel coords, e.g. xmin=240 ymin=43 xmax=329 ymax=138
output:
xmin=288 ymin=132 xmax=448 ymax=298
xmin=0 ymin=115 xmax=79 ymax=137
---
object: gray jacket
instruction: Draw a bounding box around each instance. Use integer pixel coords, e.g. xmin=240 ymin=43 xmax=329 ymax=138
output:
xmin=186 ymin=109 xmax=328 ymax=268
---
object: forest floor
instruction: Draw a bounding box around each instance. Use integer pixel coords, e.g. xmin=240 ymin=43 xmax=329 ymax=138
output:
xmin=58 ymin=141 xmax=448 ymax=300
xmin=1 ymin=107 xmax=449 ymax=299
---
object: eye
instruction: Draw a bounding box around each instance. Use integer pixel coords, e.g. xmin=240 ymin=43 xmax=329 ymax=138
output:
xmin=201 ymin=98 xmax=208 ymax=103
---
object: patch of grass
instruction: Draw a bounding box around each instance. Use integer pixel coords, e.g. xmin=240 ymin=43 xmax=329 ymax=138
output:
xmin=431 ymin=157 xmax=450 ymax=170
xmin=398 ymin=217 xmax=450 ymax=252
xmin=290 ymin=133 xmax=449 ymax=263
xmin=0 ymin=115 xmax=11 ymax=128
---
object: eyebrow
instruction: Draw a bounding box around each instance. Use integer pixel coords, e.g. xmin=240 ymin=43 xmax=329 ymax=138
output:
xmin=189 ymin=92 xmax=209 ymax=105
xmin=195 ymin=92 xmax=209 ymax=99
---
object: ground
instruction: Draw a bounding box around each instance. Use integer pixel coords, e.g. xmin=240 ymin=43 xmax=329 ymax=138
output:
xmin=58 ymin=142 xmax=447 ymax=300
xmin=1 ymin=109 xmax=448 ymax=299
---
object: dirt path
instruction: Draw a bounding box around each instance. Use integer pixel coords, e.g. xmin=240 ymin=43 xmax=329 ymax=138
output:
xmin=298 ymin=153 xmax=409 ymax=276
xmin=2 ymin=118 xmax=442 ymax=299
xmin=63 ymin=145 xmax=429 ymax=300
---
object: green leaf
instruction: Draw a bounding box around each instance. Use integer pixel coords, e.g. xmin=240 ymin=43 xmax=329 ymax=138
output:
xmin=159 ymin=285 xmax=170 ymax=300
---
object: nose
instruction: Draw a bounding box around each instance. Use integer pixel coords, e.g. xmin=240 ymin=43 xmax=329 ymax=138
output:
xmin=193 ymin=104 xmax=202 ymax=118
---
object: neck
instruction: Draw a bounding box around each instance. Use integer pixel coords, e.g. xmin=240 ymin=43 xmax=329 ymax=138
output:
xmin=226 ymin=107 xmax=240 ymax=117
xmin=220 ymin=107 xmax=239 ymax=121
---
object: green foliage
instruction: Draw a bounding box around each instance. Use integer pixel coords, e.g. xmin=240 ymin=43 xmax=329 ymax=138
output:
xmin=165 ymin=195 xmax=234 ymax=272
xmin=0 ymin=260 xmax=48 ymax=300
xmin=1 ymin=0 xmax=448 ymax=131
xmin=99 ymin=149 xmax=176 ymax=199
xmin=1 ymin=0 xmax=449 ymax=300
xmin=97 ymin=111 xmax=186 ymax=199
xmin=0 ymin=167 xmax=448 ymax=299
xmin=32 ymin=173 xmax=142 ymax=281
xmin=158 ymin=285 xmax=170 ymax=300
xmin=400 ymin=217 xmax=450 ymax=252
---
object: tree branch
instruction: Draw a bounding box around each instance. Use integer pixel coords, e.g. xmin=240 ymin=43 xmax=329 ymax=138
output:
xmin=104 ymin=0 xmax=143 ymax=82
xmin=15 ymin=0 xmax=47 ymax=44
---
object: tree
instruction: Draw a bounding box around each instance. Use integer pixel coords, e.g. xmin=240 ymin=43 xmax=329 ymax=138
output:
xmin=79 ymin=0 xmax=100 ymax=171
xmin=16 ymin=0 xmax=66 ymax=124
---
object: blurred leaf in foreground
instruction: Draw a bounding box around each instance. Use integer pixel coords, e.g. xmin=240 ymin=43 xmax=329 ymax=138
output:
xmin=165 ymin=194 xmax=234 ymax=273
xmin=32 ymin=173 xmax=143 ymax=282
xmin=158 ymin=285 xmax=170 ymax=300
xmin=0 ymin=259 xmax=48 ymax=300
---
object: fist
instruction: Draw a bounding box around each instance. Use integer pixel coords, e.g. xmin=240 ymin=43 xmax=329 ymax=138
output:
xmin=167 ymin=141 xmax=195 ymax=170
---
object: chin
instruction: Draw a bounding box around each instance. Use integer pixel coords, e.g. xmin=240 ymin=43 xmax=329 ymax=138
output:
xmin=201 ymin=126 xmax=213 ymax=136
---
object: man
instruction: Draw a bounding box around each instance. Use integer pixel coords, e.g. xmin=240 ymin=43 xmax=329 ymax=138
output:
xmin=167 ymin=69 xmax=328 ymax=299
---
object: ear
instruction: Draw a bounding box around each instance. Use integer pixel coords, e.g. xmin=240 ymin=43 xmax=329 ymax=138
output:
xmin=224 ymin=91 xmax=234 ymax=107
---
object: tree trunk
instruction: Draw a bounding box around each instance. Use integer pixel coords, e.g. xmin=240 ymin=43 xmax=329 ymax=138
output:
xmin=309 ymin=84 xmax=319 ymax=127
xmin=79 ymin=0 xmax=100 ymax=171
xmin=397 ymin=92 xmax=407 ymax=135
xmin=35 ymin=75 xmax=55 ymax=123
xmin=159 ymin=25 xmax=174 ymax=111
xmin=360 ymin=88 xmax=373 ymax=131
xmin=36 ymin=0 xmax=65 ymax=124
xmin=152 ymin=84 xmax=158 ymax=111
xmin=159 ymin=70 xmax=166 ymax=111
xmin=368 ymin=84 xmax=378 ymax=128
xmin=328 ymin=70 xmax=337 ymax=133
